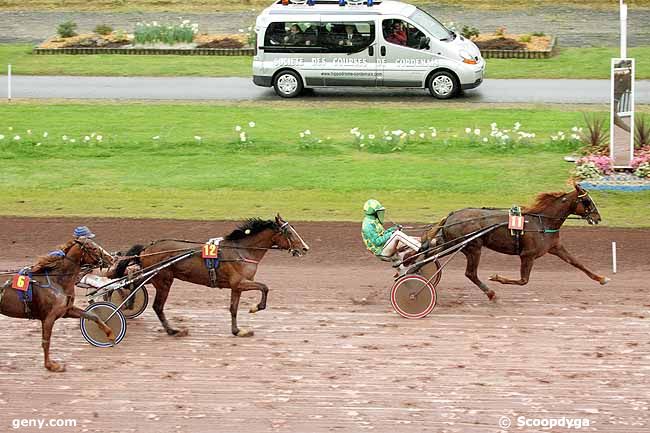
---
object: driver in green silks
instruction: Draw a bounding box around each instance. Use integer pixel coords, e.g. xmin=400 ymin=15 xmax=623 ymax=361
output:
xmin=361 ymin=199 xmax=422 ymax=269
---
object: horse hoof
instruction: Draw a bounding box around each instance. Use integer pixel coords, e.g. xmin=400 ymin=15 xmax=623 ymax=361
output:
xmin=236 ymin=329 xmax=254 ymax=338
xmin=600 ymin=277 xmax=611 ymax=285
xmin=46 ymin=361 xmax=66 ymax=373
xmin=249 ymin=306 xmax=259 ymax=314
xmin=487 ymin=290 xmax=497 ymax=301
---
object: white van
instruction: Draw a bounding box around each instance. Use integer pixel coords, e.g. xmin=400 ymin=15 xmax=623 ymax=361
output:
xmin=252 ymin=0 xmax=484 ymax=99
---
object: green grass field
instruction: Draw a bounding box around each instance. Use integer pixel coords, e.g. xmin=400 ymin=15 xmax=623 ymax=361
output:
xmin=1 ymin=102 xmax=648 ymax=226
xmin=2 ymin=0 xmax=647 ymax=12
xmin=2 ymin=45 xmax=649 ymax=79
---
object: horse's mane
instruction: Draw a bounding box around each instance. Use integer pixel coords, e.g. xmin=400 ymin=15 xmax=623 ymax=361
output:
xmin=225 ymin=218 xmax=278 ymax=241
xmin=31 ymin=240 xmax=76 ymax=273
xmin=523 ymin=191 xmax=570 ymax=214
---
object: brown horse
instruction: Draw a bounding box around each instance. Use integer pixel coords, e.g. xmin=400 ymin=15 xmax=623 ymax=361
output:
xmin=423 ymin=184 xmax=609 ymax=300
xmin=113 ymin=215 xmax=309 ymax=337
xmin=0 ymin=237 xmax=114 ymax=372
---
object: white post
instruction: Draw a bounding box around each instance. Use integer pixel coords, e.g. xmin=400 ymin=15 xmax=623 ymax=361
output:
xmin=620 ymin=0 xmax=627 ymax=59
xmin=7 ymin=64 xmax=11 ymax=102
xmin=612 ymin=241 xmax=617 ymax=274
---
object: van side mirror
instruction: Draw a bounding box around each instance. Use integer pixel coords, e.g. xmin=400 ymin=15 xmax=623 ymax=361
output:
xmin=419 ymin=36 xmax=431 ymax=50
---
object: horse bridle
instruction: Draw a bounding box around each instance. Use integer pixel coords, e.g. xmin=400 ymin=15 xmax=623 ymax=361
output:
xmin=75 ymin=238 xmax=112 ymax=270
xmin=576 ymin=191 xmax=600 ymax=225
xmin=279 ymin=221 xmax=307 ymax=256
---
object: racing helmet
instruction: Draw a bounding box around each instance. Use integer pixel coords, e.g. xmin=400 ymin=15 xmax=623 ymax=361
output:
xmin=363 ymin=199 xmax=386 ymax=223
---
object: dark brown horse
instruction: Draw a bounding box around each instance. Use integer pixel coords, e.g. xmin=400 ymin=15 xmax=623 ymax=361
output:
xmin=423 ymin=184 xmax=609 ymax=300
xmin=0 ymin=237 xmax=114 ymax=372
xmin=113 ymin=215 xmax=309 ymax=337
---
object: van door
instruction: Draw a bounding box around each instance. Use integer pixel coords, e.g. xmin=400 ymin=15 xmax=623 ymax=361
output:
xmin=317 ymin=18 xmax=378 ymax=87
xmin=379 ymin=18 xmax=437 ymax=87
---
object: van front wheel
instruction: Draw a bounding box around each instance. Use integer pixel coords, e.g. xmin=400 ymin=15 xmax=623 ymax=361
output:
xmin=428 ymin=71 xmax=459 ymax=99
xmin=274 ymin=71 xmax=303 ymax=98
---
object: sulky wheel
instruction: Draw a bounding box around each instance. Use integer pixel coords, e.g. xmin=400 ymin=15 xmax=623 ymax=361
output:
xmin=416 ymin=259 xmax=442 ymax=288
xmin=390 ymin=275 xmax=437 ymax=319
xmin=103 ymin=286 xmax=149 ymax=320
xmin=80 ymin=302 xmax=127 ymax=348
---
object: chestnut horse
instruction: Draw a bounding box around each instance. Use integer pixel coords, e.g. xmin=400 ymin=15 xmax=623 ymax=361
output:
xmin=113 ymin=215 xmax=309 ymax=337
xmin=423 ymin=184 xmax=609 ymax=300
xmin=0 ymin=237 xmax=114 ymax=372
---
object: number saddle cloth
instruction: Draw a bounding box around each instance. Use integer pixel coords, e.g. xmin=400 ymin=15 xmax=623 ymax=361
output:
xmin=1 ymin=267 xmax=35 ymax=318
xmin=508 ymin=205 xmax=525 ymax=253
xmin=202 ymin=238 xmax=223 ymax=288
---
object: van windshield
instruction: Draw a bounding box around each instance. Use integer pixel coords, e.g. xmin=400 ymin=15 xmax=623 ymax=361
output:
xmin=409 ymin=8 xmax=453 ymax=41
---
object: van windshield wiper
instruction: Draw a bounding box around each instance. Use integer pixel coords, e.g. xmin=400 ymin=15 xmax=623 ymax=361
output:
xmin=440 ymin=31 xmax=456 ymax=42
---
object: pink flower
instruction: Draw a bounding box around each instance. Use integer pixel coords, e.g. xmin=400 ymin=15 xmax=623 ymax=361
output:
xmin=577 ymin=155 xmax=614 ymax=175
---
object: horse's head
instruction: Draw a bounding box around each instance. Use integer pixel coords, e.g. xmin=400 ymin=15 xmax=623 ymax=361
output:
xmin=572 ymin=184 xmax=601 ymax=225
xmin=272 ymin=214 xmax=310 ymax=257
xmin=75 ymin=237 xmax=115 ymax=269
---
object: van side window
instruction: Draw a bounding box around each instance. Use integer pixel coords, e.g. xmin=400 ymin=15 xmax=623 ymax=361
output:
xmin=319 ymin=22 xmax=375 ymax=53
xmin=264 ymin=22 xmax=319 ymax=48
xmin=383 ymin=19 xmax=429 ymax=50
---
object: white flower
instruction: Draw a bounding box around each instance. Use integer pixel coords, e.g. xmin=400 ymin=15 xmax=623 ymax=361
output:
xmin=502 ymin=135 xmax=510 ymax=141
xmin=483 ymin=137 xmax=488 ymax=143
xmin=571 ymin=134 xmax=580 ymax=140
xmin=152 ymin=135 xmax=160 ymax=140
xmin=194 ymin=136 xmax=202 ymax=141
xmin=409 ymin=129 xmax=416 ymax=135
xmin=43 ymin=132 xmax=48 ymax=138
xmin=36 ymin=142 xmax=41 ymax=146
xmin=383 ymin=130 xmax=389 ymax=136
xmin=360 ymin=135 xmax=365 ymax=140
xmin=239 ymin=132 xmax=247 ymax=142
xmin=248 ymin=121 xmax=256 ymax=128
xmin=571 ymin=126 xmax=579 ymax=132
xmin=84 ymin=136 xmax=91 ymax=142
xmin=465 ymin=127 xmax=471 ymax=134
xmin=431 ymin=131 xmax=437 ymax=138
xmin=62 ymin=135 xmax=68 ymax=141
xmin=419 ymin=133 xmax=425 ymax=139
xmin=530 ymin=133 xmax=536 ymax=138
xmin=8 ymin=126 xmax=13 ymax=131
xmin=368 ymin=134 xmax=375 ymax=140
xmin=153 ymin=21 xmax=158 ymax=26
xmin=248 ymin=26 xmax=253 ymax=31
xmin=474 ymin=128 xmax=481 ymax=136
xmin=96 ymin=135 xmax=103 ymax=141
xmin=304 ymin=129 xmax=311 ymax=135
xmin=182 ymin=19 xmax=190 ymax=25
xmin=299 ymin=132 xmax=305 ymax=138
xmin=513 ymin=122 xmax=521 ymax=131
xmin=13 ymin=135 xmax=20 ymax=140
xmin=0 ymin=134 xmax=4 ymax=140
xmin=91 ymin=132 xmax=96 ymax=138
xmin=239 ymin=28 xmax=244 ymax=33
xmin=490 ymin=122 xmax=497 ymax=129
xmin=69 ymin=138 xmax=76 ymax=143
xmin=27 ymin=129 xmax=32 ymax=135
xmin=350 ymin=127 xmax=359 ymax=134
xmin=551 ymin=135 xmax=558 ymax=141
xmin=235 ymin=125 xmax=242 ymax=132
xmin=386 ymin=136 xmax=393 ymax=141
xmin=392 ymin=129 xmax=403 ymax=136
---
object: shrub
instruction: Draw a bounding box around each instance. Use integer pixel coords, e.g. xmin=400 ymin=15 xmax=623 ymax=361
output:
xmin=495 ymin=26 xmax=507 ymax=37
xmin=57 ymin=20 xmax=78 ymax=38
xmin=94 ymin=24 xmax=114 ymax=35
xmin=519 ymin=34 xmax=532 ymax=43
xmin=134 ymin=20 xmax=199 ymax=45
xmin=474 ymin=38 xmax=525 ymax=51
xmin=635 ymin=114 xmax=650 ymax=148
xmin=461 ymin=25 xmax=479 ymax=39
xmin=580 ymin=113 xmax=609 ymax=154
xmin=574 ymin=155 xmax=614 ymax=179
xmin=532 ymin=31 xmax=546 ymax=37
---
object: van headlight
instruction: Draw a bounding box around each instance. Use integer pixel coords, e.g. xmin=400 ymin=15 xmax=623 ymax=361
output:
xmin=460 ymin=49 xmax=478 ymax=65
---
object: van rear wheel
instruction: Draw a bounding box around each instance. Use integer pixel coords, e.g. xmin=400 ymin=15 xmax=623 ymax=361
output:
xmin=428 ymin=71 xmax=459 ymax=99
xmin=273 ymin=70 xmax=303 ymax=98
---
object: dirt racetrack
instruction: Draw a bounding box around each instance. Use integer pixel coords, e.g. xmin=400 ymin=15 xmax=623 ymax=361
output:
xmin=0 ymin=217 xmax=648 ymax=433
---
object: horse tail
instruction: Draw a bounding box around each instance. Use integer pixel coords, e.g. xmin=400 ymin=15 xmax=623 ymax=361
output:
xmin=112 ymin=244 xmax=145 ymax=278
xmin=424 ymin=216 xmax=449 ymax=243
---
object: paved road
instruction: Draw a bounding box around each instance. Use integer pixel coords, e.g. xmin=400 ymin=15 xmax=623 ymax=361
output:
xmin=2 ymin=75 xmax=650 ymax=104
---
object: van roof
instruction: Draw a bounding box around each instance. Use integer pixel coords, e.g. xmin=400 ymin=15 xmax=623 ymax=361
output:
xmin=263 ymin=1 xmax=416 ymax=17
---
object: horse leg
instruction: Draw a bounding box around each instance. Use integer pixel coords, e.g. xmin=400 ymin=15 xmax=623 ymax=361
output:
xmin=151 ymin=272 xmax=188 ymax=337
xmin=41 ymin=313 xmax=65 ymax=372
xmin=65 ymin=306 xmax=116 ymax=344
xmin=236 ymin=279 xmax=269 ymax=314
xmin=462 ymin=246 xmax=496 ymax=301
xmin=230 ymin=289 xmax=253 ymax=337
xmin=549 ymin=244 xmax=610 ymax=285
xmin=489 ymin=255 xmax=535 ymax=286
